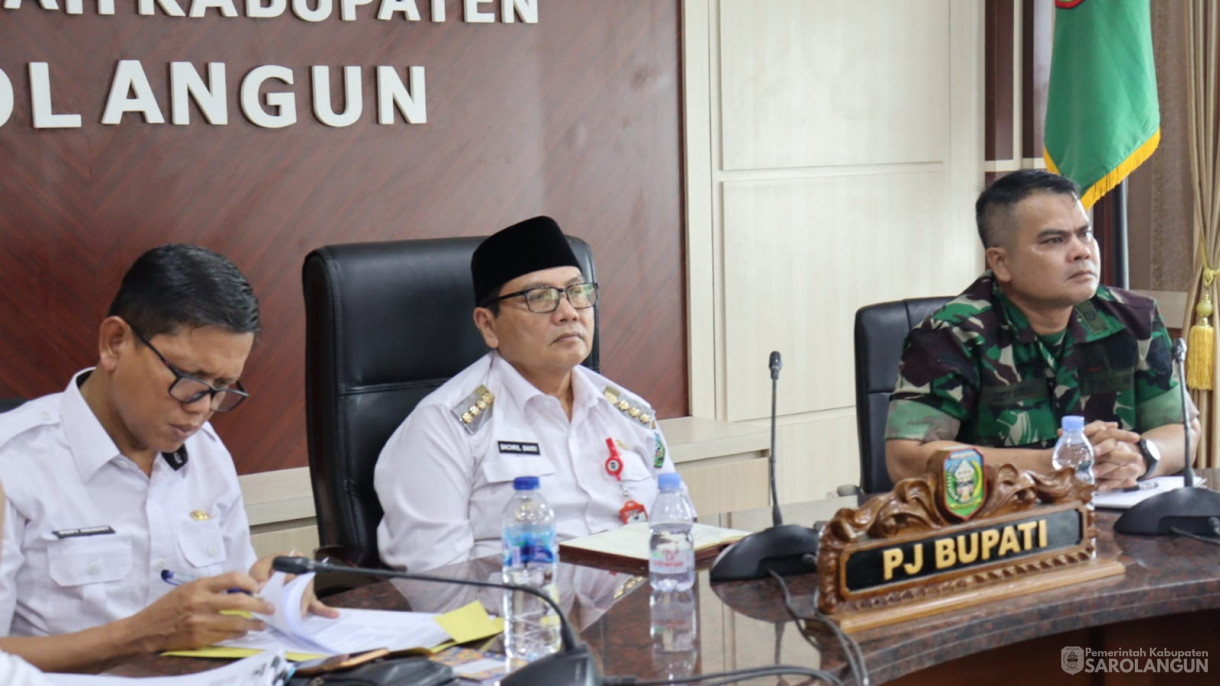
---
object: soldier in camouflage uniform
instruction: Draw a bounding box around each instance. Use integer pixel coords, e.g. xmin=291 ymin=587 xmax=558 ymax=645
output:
xmin=886 ymin=170 xmax=1196 ymax=490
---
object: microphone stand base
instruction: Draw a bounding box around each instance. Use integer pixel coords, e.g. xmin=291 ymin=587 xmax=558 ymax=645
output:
xmin=500 ymin=645 xmax=602 ymax=686
xmin=709 ymin=524 xmax=821 ymax=582
xmin=1114 ymin=487 xmax=1220 ymax=536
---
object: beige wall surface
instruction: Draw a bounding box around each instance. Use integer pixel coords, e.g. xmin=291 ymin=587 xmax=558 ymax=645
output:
xmin=684 ymin=0 xmax=985 ymax=501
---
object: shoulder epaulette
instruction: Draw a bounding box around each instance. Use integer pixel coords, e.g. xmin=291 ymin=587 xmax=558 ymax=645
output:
xmin=0 ymin=402 xmax=57 ymax=449
xmin=451 ymin=385 xmax=495 ymax=435
xmin=603 ymin=385 xmax=656 ymax=429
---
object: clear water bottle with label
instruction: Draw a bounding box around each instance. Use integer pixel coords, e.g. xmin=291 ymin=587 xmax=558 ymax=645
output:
xmin=1052 ymin=415 xmax=1096 ymax=485
xmin=650 ymin=587 xmax=698 ymax=679
xmin=501 ymin=476 xmax=561 ymax=662
xmin=649 ymin=472 xmax=696 ymax=591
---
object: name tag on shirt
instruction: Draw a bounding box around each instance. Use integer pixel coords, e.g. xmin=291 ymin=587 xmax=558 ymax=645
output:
xmin=498 ymin=441 xmax=541 ymax=455
xmin=52 ymin=525 xmax=116 ymax=539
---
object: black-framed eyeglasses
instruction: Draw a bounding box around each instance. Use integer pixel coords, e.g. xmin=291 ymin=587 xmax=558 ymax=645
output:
xmin=487 ymin=282 xmax=599 ymax=314
xmin=130 ymin=327 xmax=249 ymax=412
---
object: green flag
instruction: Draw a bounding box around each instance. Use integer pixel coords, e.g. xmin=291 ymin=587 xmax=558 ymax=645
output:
xmin=1044 ymin=0 xmax=1160 ymax=209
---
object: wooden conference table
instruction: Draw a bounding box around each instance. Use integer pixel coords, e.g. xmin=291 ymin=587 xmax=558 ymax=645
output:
xmin=108 ymin=475 xmax=1220 ymax=684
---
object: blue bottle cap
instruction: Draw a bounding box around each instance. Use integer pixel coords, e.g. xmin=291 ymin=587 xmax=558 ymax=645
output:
xmin=658 ymin=472 xmax=683 ymax=490
xmin=1061 ymin=415 xmax=1085 ymax=432
xmin=513 ymin=476 xmax=540 ymax=490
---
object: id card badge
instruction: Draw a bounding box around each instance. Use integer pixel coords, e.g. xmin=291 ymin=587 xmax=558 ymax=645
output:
xmin=619 ymin=500 xmax=648 ymax=524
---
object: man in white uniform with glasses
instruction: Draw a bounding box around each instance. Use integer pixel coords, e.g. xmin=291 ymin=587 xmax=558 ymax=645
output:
xmin=0 ymin=244 xmax=333 ymax=673
xmin=375 ymin=216 xmax=682 ymax=572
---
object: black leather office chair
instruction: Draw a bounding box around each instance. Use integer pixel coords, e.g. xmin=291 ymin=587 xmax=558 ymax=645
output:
xmin=302 ymin=237 xmax=599 ymax=569
xmin=853 ymin=296 xmax=952 ymax=493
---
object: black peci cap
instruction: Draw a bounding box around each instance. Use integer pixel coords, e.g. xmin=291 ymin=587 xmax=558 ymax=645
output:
xmin=471 ymin=216 xmax=582 ymax=305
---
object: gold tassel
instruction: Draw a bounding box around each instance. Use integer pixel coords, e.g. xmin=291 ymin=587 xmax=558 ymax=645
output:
xmin=1187 ymin=292 xmax=1214 ymax=390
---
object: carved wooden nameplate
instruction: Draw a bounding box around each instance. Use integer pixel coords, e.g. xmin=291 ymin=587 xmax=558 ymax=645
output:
xmin=818 ymin=448 xmax=1124 ymax=632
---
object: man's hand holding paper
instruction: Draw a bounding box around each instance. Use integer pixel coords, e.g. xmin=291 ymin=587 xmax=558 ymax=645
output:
xmin=248 ymin=553 xmax=338 ymax=621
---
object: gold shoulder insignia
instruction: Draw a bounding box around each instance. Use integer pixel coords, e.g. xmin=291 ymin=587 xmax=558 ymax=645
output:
xmin=451 ymin=385 xmax=495 ymax=435
xmin=602 ymin=385 xmax=657 ymax=429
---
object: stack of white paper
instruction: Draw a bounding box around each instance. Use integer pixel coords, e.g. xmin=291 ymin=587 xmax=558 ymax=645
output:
xmin=48 ymin=651 xmax=292 ymax=686
xmin=1093 ymin=476 xmax=1209 ymax=510
xmin=218 ymin=572 xmax=451 ymax=655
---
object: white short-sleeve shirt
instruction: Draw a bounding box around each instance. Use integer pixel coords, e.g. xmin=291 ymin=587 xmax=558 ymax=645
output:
xmin=375 ymin=352 xmax=679 ymax=572
xmin=0 ymin=652 xmax=49 ymax=686
xmin=0 ymin=370 xmax=258 ymax=637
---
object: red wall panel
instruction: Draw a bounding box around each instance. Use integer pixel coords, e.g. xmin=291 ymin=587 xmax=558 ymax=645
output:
xmin=0 ymin=1 xmax=687 ymax=474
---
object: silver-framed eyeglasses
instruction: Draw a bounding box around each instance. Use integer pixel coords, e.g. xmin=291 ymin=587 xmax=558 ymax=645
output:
xmin=488 ymin=282 xmax=599 ymax=313
xmin=130 ymin=326 xmax=249 ymax=412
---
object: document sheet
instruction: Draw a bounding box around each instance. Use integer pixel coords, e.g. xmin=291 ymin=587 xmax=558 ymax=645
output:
xmin=218 ymin=572 xmax=450 ymax=655
xmin=47 ymin=651 xmax=292 ymax=686
xmin=1093 ymin=476 xmax=1209 ymax=509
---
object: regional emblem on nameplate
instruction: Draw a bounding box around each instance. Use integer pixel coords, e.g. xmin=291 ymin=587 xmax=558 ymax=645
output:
xmin=942 ymin=449 xmax=985 ymax=521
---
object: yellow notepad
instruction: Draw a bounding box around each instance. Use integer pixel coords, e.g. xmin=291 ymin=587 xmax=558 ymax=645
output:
xmin=164 ymin=600 xmax=502 ymax=660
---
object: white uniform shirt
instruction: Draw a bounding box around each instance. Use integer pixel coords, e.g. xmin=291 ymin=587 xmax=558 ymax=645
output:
xmin=375 ymin=352 xmax=678 ymax=572
xmin=0 ymin=370 xmax=258 ymax=637
xmin=0 ymin=652 xmax=49 ymax=686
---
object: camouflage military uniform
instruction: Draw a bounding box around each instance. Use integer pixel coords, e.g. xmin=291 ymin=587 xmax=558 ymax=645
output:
xmin=886 ymin=273 xmax=1183 ymax=449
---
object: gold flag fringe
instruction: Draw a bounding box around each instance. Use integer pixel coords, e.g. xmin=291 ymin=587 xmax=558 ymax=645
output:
xmin=1044 ymin=129 xmax=1161 ymax=210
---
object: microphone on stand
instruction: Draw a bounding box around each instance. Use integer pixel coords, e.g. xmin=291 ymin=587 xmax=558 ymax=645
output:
xmin=1176 ymin=338 xmax=1199 ymax=491
xmin=272 ymin=557 xmax=600 ymax=686
xmin=710 ymin=351 xmax=823 ymax=582
xmin=768 ymin=351 xmax=784 ymax=527
xmin=1114 ymin=338 xmax=1220 ymax=537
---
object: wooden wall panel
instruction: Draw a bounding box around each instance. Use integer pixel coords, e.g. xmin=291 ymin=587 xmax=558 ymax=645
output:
xmin=1021 ymin=0 xmax=1051 ymax=161
xmin=0 ymin=1 xmax=687 ymax=474
xmin=984 ymin=0 xmax=1014 ymax=162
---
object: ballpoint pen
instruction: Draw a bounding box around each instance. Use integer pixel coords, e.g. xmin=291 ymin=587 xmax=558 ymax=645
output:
xmin=1120 ymin=481 xmax=1159 ymax=493
xmin=160 ymin=569 xmax=252 ymax=594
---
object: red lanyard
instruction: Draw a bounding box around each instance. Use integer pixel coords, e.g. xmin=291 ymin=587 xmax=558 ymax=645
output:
xmin=605 ymin=438 xmax=647 ymax=523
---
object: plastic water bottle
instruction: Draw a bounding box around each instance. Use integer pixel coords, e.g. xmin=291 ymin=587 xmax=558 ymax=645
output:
xmin=1052 ymin=415 xmax=1096 ymax=485
xmin=649 ymin=472 xmax=696 ymax=591
xmin=650 ymin=587 xmax=698 ymax=679
xmin=501 ymin=476 xmax=560 ymax=662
